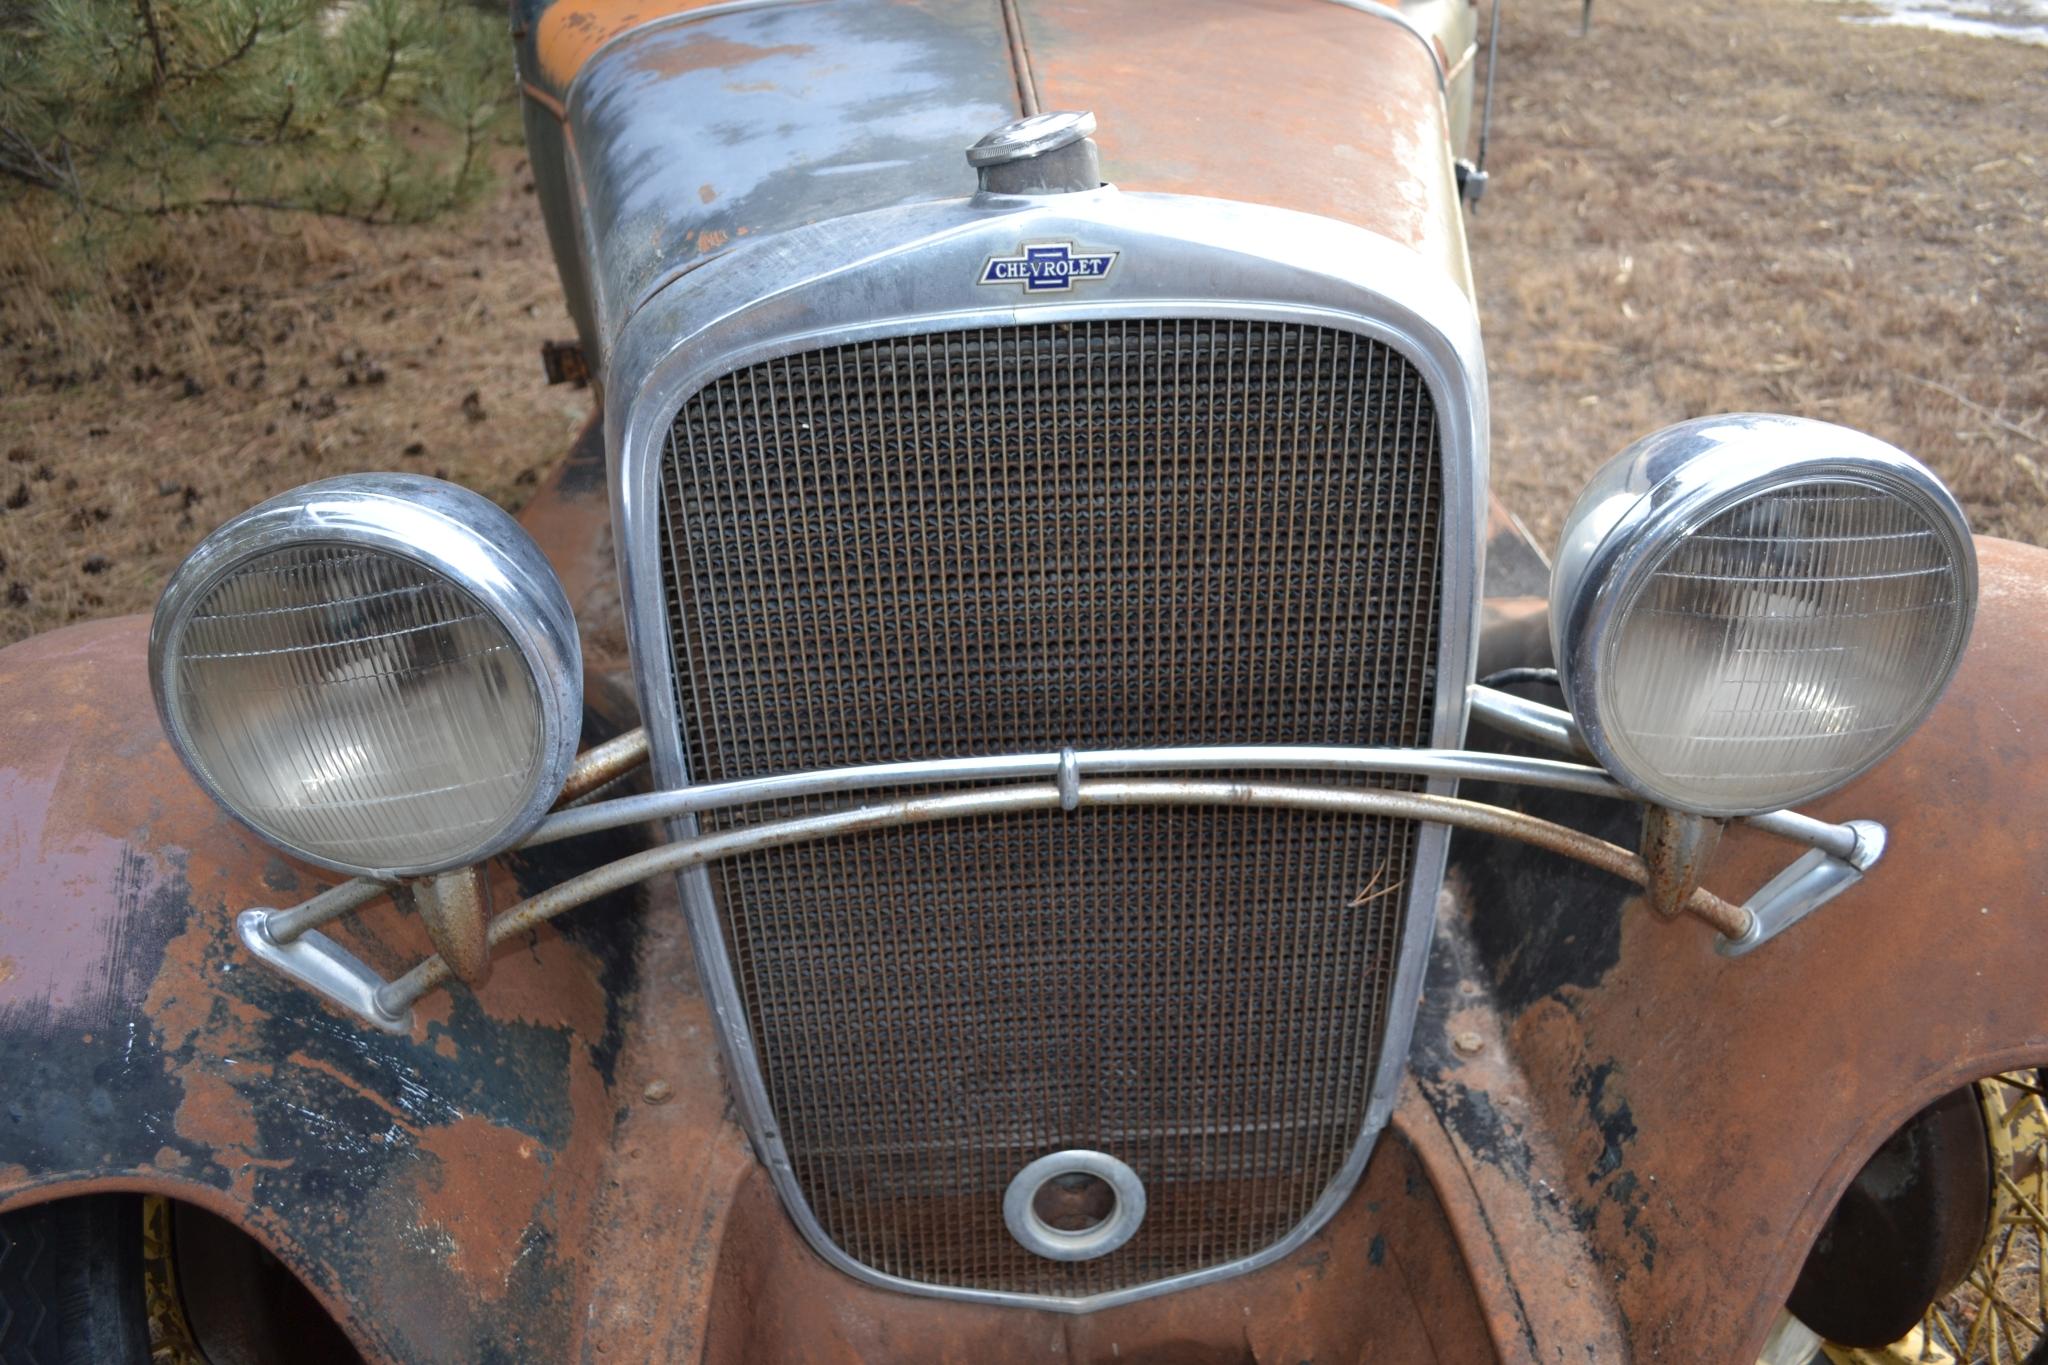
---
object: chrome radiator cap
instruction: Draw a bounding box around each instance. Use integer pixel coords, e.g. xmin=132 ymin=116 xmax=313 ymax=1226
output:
xmin=968 ymin=110 xmax=1102 ymax=195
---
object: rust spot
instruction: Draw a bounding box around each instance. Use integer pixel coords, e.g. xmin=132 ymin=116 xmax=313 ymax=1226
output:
xmin=697 ymin=183 xmax=717 ymax=205
xmin=171 ymin=1068 xmax=261 ymax=1153
xmin=145 ymin=883 xmax=273 ymax=1061
xmin=0 ymin=956 xmax=13 ymax=986
xmin=625 ymin=34 xmax=810 ymax=80
xmin=697 ymin=228 xmax=730 ymax=252
xmin=533 ymin=1 xmax=642 ymax=88
xmin=173 ymin=1067 xmax=268 ymax=1203
xmin=532 ymin=0 xmax=811 ymax=94
xmin=414 ymin=1116 xmax=549 ymax=1301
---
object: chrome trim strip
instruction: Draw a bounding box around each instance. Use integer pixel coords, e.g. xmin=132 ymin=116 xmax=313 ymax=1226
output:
xmin=524 ymin=744 xmax=1626 ymax=848
xmin=605 ymin=188 xmax=1487 ymax=1312
xmin=1459 ymin=687 xmax=1866 ymax=858
xmin=266 ymin=877 xmax=394 ymax=944
xmin=999 ymin=0 xmax=1040 ymax=116
xmin=527 ymin=743 xmax=1865 ymax=861
xmin=1744 ymin=808 xmax=1862 ymax=861
xmin=240 ymin=743 xmax=1875 ymax=950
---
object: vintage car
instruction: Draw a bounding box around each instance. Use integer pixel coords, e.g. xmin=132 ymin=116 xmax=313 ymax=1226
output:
xmin=2 ymin=0 xmax=2042 ymax=1361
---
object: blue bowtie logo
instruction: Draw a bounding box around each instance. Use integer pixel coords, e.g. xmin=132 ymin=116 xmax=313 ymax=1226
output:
xmin=979 ymin=243 xmax=1119 ymax=292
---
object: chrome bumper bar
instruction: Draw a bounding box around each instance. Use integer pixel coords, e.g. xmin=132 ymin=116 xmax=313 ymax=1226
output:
xmin=236 ymin=718 xmax=1886 ymax=1033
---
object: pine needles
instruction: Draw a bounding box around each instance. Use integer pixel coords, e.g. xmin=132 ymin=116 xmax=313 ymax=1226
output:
xmin=0 ymin=0 xmax=514 ymax=242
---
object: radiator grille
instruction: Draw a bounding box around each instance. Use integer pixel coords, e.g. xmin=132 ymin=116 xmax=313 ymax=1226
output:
xmin=657 ymin=318 xmax=1444 ymax=1298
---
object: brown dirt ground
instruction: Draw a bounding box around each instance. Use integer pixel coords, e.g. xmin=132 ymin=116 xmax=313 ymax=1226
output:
xmin=1469 ymin=0 xmax=2048 ymax=556
xmin=1 ymin=0 xmax=2044 ymax=651
xmin=0 ymin=151 xmax=587 ymax=647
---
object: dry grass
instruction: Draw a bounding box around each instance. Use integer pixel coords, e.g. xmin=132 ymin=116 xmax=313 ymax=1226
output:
xmin=2 ymin=0 xmax=2044 ymax=649
xmin=1469 ymin=0 xmax=2048 ymax=555
xmin=0 ymin=151 xmax=582 ymax=646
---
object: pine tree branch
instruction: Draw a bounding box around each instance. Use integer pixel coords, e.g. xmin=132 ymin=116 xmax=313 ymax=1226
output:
xmin=373 ymin=37 xmax=400 ymax=99
xmin=2 ymin=123 xmax=405 ymax=225
xmin=456 ymin=116 xmax=479 ymax=187
xmin=5 ymin=0 xmax=513 ymax=243
xmin=0 ymin=124 xmax=75 ymax=197
xmin=166 ymin=17 xmax=262 ymax=88
xmin=133 ymin=0 xmax=170 ymax=93
xmin=272 ymin=82 xmax=295 ymax=140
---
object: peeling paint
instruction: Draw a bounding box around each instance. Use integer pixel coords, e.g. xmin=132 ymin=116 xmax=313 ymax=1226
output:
xmin=0 ymin=614 xmax=645 ymax=1360
xmin=532 ymin=0 xmax=795 ymax=91
xmin=624 ymin=33 xmax=811 ymax=80
xmin=415 ymin=1115 xmax=549 ymax=1301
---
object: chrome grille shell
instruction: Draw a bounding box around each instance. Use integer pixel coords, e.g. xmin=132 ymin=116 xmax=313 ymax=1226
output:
xmin=606 ymin=190 xmax=1487 ymax=1310
xmin=661 ymin=318 xmax=1441 ymax=1297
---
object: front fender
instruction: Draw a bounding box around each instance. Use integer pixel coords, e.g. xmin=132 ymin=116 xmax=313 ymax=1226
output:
xmin=0 ymin=616 xmax=644 ymax=1360
xmin=1417 ymin=534 xmax=2048 ymax=1359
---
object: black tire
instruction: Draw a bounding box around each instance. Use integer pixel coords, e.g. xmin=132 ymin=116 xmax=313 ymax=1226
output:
xmin=0 ymin=1196 xmax=151 ymax=1365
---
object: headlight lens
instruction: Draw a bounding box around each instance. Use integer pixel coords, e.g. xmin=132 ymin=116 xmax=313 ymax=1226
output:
xmin=152 ymin=476 xmax=581 ymax=878
xmin=1553 ymin=415 xmax=1974 ymax=816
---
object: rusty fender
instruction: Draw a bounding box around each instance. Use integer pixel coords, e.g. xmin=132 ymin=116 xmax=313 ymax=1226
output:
xmin=1414 ymin=534 xmax=2048 ymax=1359
xmin=0 ymin=416 xmax=650 ymax=1362
xmin=0 ymin=611 xmax=659 ymax=1361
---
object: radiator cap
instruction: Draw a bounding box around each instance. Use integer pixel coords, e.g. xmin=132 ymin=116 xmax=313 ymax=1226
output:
xmin=967 ymin=110 xmax=1101 ymax=195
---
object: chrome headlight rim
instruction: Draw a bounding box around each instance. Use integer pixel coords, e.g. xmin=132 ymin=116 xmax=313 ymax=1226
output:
xmin=149 ymin=474 xmax=583 ymax=880
xmin=1552 ymin=413 xmax=1977 ymax=817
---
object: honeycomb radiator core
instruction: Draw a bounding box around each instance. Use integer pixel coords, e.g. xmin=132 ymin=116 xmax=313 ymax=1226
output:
xmin=657 ymin=318 xmax=1445 ymax=1298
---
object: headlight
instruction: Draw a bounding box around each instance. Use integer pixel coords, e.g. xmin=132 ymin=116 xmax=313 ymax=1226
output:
xmin=150 ymin=475 xmax=581 ymax=878
xmin=1551 ymin=414 xmax=1974 ymax=816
